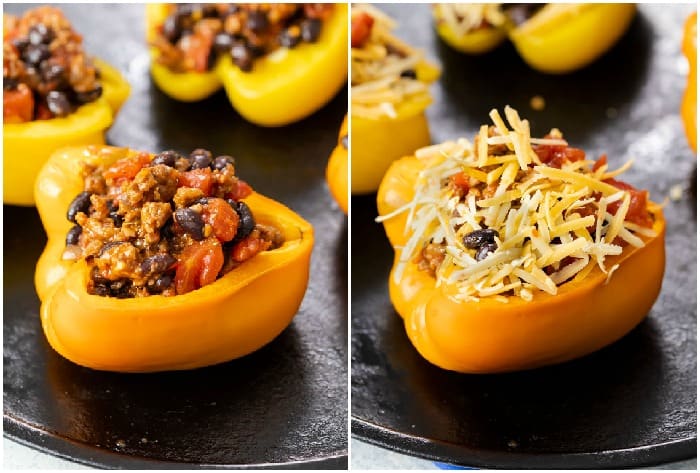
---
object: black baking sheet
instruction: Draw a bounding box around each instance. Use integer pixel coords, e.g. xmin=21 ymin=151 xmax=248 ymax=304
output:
xmin=3 ymin=4 xmax=348 ymax=469
xmin=351 ymin=3 xmax=697 ymax=469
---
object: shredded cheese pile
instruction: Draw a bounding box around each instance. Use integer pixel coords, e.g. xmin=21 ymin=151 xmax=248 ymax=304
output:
xmin=377 ymin=106 xmax=656 ymax=302
xmin=351 ymin=4 xmax=431 ymax=119
xmin=433 ymin=3 xmax=507 ymax=35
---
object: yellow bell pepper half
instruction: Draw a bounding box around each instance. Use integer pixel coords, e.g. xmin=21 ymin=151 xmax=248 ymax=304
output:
xmin=326 ymin=115 xmax=348 ymax=213
xmin=508 ymin=3 xmax=637 ymax=74
xmin=433 ymin=4 xmax=510 ymax=54
xmin=377 ymin=155 xmax=666 ymax=374
xmin=34 ymin=146 xmax=314 ymax=373
xmin=351 ymin=61 xmax=440 ymax=194
xmin=147 ymin=3 xmax=348 ymax=127
xmin=3 ymin=59 xmax=130 ymax=206
xmin=681 ymin=12 xmax=696 ymax=152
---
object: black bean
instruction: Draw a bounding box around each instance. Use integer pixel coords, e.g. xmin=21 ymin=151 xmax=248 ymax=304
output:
xmin=141 ymin=254 xmax=177 ymax=275
xmin=189 ymin=148 xmax=213 ymax=169
xmin=148 ymin=271 xmax=173 ymax=294
xmin=11 ymin=38 xmax=29 ymax=52
xmin=65 ymin=224 xmax=82 ymax=246
xmin=341 ymin=134 xmax=348 ymax=150
xmin=3 ymin=77 xmax=19 ymax=90
xmin=202 ymin=4 xmax=219 ymax=18
xmin=279 ymin=28 xmax=301 ymax=48
xmin=301 ymin=18 xmax=322 ymax=43
xmin=75 ymin=85 xmax=103 ymax=103
xmin=213 ymin=32 xmax=234 ymax=53
xmin=40 ymin=62 xmax=67 ymax=88
xmin=67 ymin=191 xmax=92 ymax=222
xmin=109 ymin=279 xmax=132 ymax=298
xmin=92 ymin=283 xmax=110 ymax=296
xmin=247 ymin=10 xmax=269 ymax=33
xmin=463 ymin=228 xmax=499 ymax=249
xmin=193 ymin=196 xmax=211 ymax=206
xmin=109 ymin=211 xmax=124 ymax=228
xmin=28 ymin=24 xmax=54 ymax=45
xmin=400 ymin=69 xmax=417 ymax=80
xmin=231 ymin=43 xmax=254 ymax=72
xmin=152 ymin=150 xmax=180 ymax=167
xmin=23 ymin=43 xmax=50 ymax=65
xmin=46 ymin=90 xmax=72 ymax=117
xmin=174 ymin=207 xmax=205 ymax=240
xmin=213 ymin=155 xmax=235 ymax=170
xmin=229 ymin=200 xmax=255 ymax=243
xmin=248 ymin=42 xmax=267 ymax=58
xmin=475 ymin=242 xmax=498 ymax=262
xmin=162 ymin=15 xmax=182 ymax=43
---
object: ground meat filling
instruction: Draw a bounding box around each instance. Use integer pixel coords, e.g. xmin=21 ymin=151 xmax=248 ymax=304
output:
xmin=3 ymin=6 xmax=102 ymax=123
xmin=64 ymin=148 xmax=284 ymax=298
xmin=152 ymin=3 xmax=334 ymax=73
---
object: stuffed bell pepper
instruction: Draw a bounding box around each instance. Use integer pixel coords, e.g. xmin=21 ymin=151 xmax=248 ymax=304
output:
xmin=434 ymin=3 xmax=636 ymax=74
xmin=326 ymin=115 xmax=348 ymax=213
xmin=35 ymin=145 xmax=313 ymax=372
xmin=351 ymin=4 xmax=440 ymax=194
xmin=147 ymin=3 xmax=348 ymax=126
xmin=377 ymin=106 xmax=665 ymax=373
xmin=3 ymin=6 xmax=130 ymax=206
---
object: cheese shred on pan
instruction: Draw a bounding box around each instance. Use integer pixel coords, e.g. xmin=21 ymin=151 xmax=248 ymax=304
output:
xmin=377 ymin=106 xmax=656 ymax=302
xmin=351 ymin=4 xmax=431 ymax=119
xmin=433 ymin=4 xmax=507 ymax=36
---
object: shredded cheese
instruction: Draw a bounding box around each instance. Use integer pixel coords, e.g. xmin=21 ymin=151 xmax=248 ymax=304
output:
xmin=377 ymin=106 xmax=656 ymax=302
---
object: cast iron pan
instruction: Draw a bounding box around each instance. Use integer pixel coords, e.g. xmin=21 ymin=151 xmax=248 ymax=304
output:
xmin=351 ymin=4 xmax=697 ymax=469
xmin=3 ymin=4 xmax=348 ymax=469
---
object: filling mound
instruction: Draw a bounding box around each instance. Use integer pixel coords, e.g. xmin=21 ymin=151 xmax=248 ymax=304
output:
xmin=64 ymin=148 xmax=283 ymax=298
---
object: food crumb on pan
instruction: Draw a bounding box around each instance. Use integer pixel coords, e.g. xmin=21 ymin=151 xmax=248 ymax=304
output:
xmin=669 ymin=183 xmax=685 ymax=201
xmin=530 ymin=95 xmax=545 ymax=111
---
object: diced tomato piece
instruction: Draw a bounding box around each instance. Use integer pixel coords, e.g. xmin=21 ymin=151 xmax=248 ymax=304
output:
xmin=592 ymin=154 xmax=608 ymax=172
xmin=605 ymin=178 xmax=653 ymax=228
xmin=351 ymin=12 xmax=374 ymax=48
xmin=103 ymin=153 xmax=151 ymax=182
xmin=225 ymin=179 xmax=253 ymax=201
xmin=175 ymin=238 xmax=224 ymax=294
xmin=181 ymin=33 xmax=212 ymax=73
xmin=534 ymin=145 xmax=586 ymax=169
xmin=179 ymin=168 xmax=214 ymax=195
xmin=232 ymin=234 xmax=271 ymax=263
xmin=450 ymin=172 xmax=470 ymax=193
xmin=3 ymin=84 xmax=34 ymax=123
xmin=202 ymin=198 xmax=239 ymax=242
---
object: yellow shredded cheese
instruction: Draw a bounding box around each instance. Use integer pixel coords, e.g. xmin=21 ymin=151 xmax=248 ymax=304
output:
xmin=351 ymin=4 xmax=431 ymax=119
xmin=377 ymin=106 xmax=656 ymax=302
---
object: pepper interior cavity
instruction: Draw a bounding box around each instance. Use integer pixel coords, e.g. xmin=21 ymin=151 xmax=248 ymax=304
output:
xmin=152 ymin=3 xmax=334 ymax=73
xmin=3 ymin=6 xmax=103 ymax=123
xmin=64 ymin=148 xmax=284 ymax=298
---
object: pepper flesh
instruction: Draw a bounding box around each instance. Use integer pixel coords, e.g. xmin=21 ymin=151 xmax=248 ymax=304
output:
xmin=146 ymin=3 xmax=348 ymax=126
xmin=508 ymin=3 xmax=636 ymax=74
xmin=377 ymin=155 xmax=665 ymax=373
xmin=681 ymin=12 xmax=696 ymax=152
xmin=35 ymin=146 xmax=314 ymax=372
xmin=326 ymin=115 xmax=348 ymax=213
xmin=351 ymin=61 xmax=440 ymax=194
xmin=3 ymin=59 xmax=130 ymax=206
